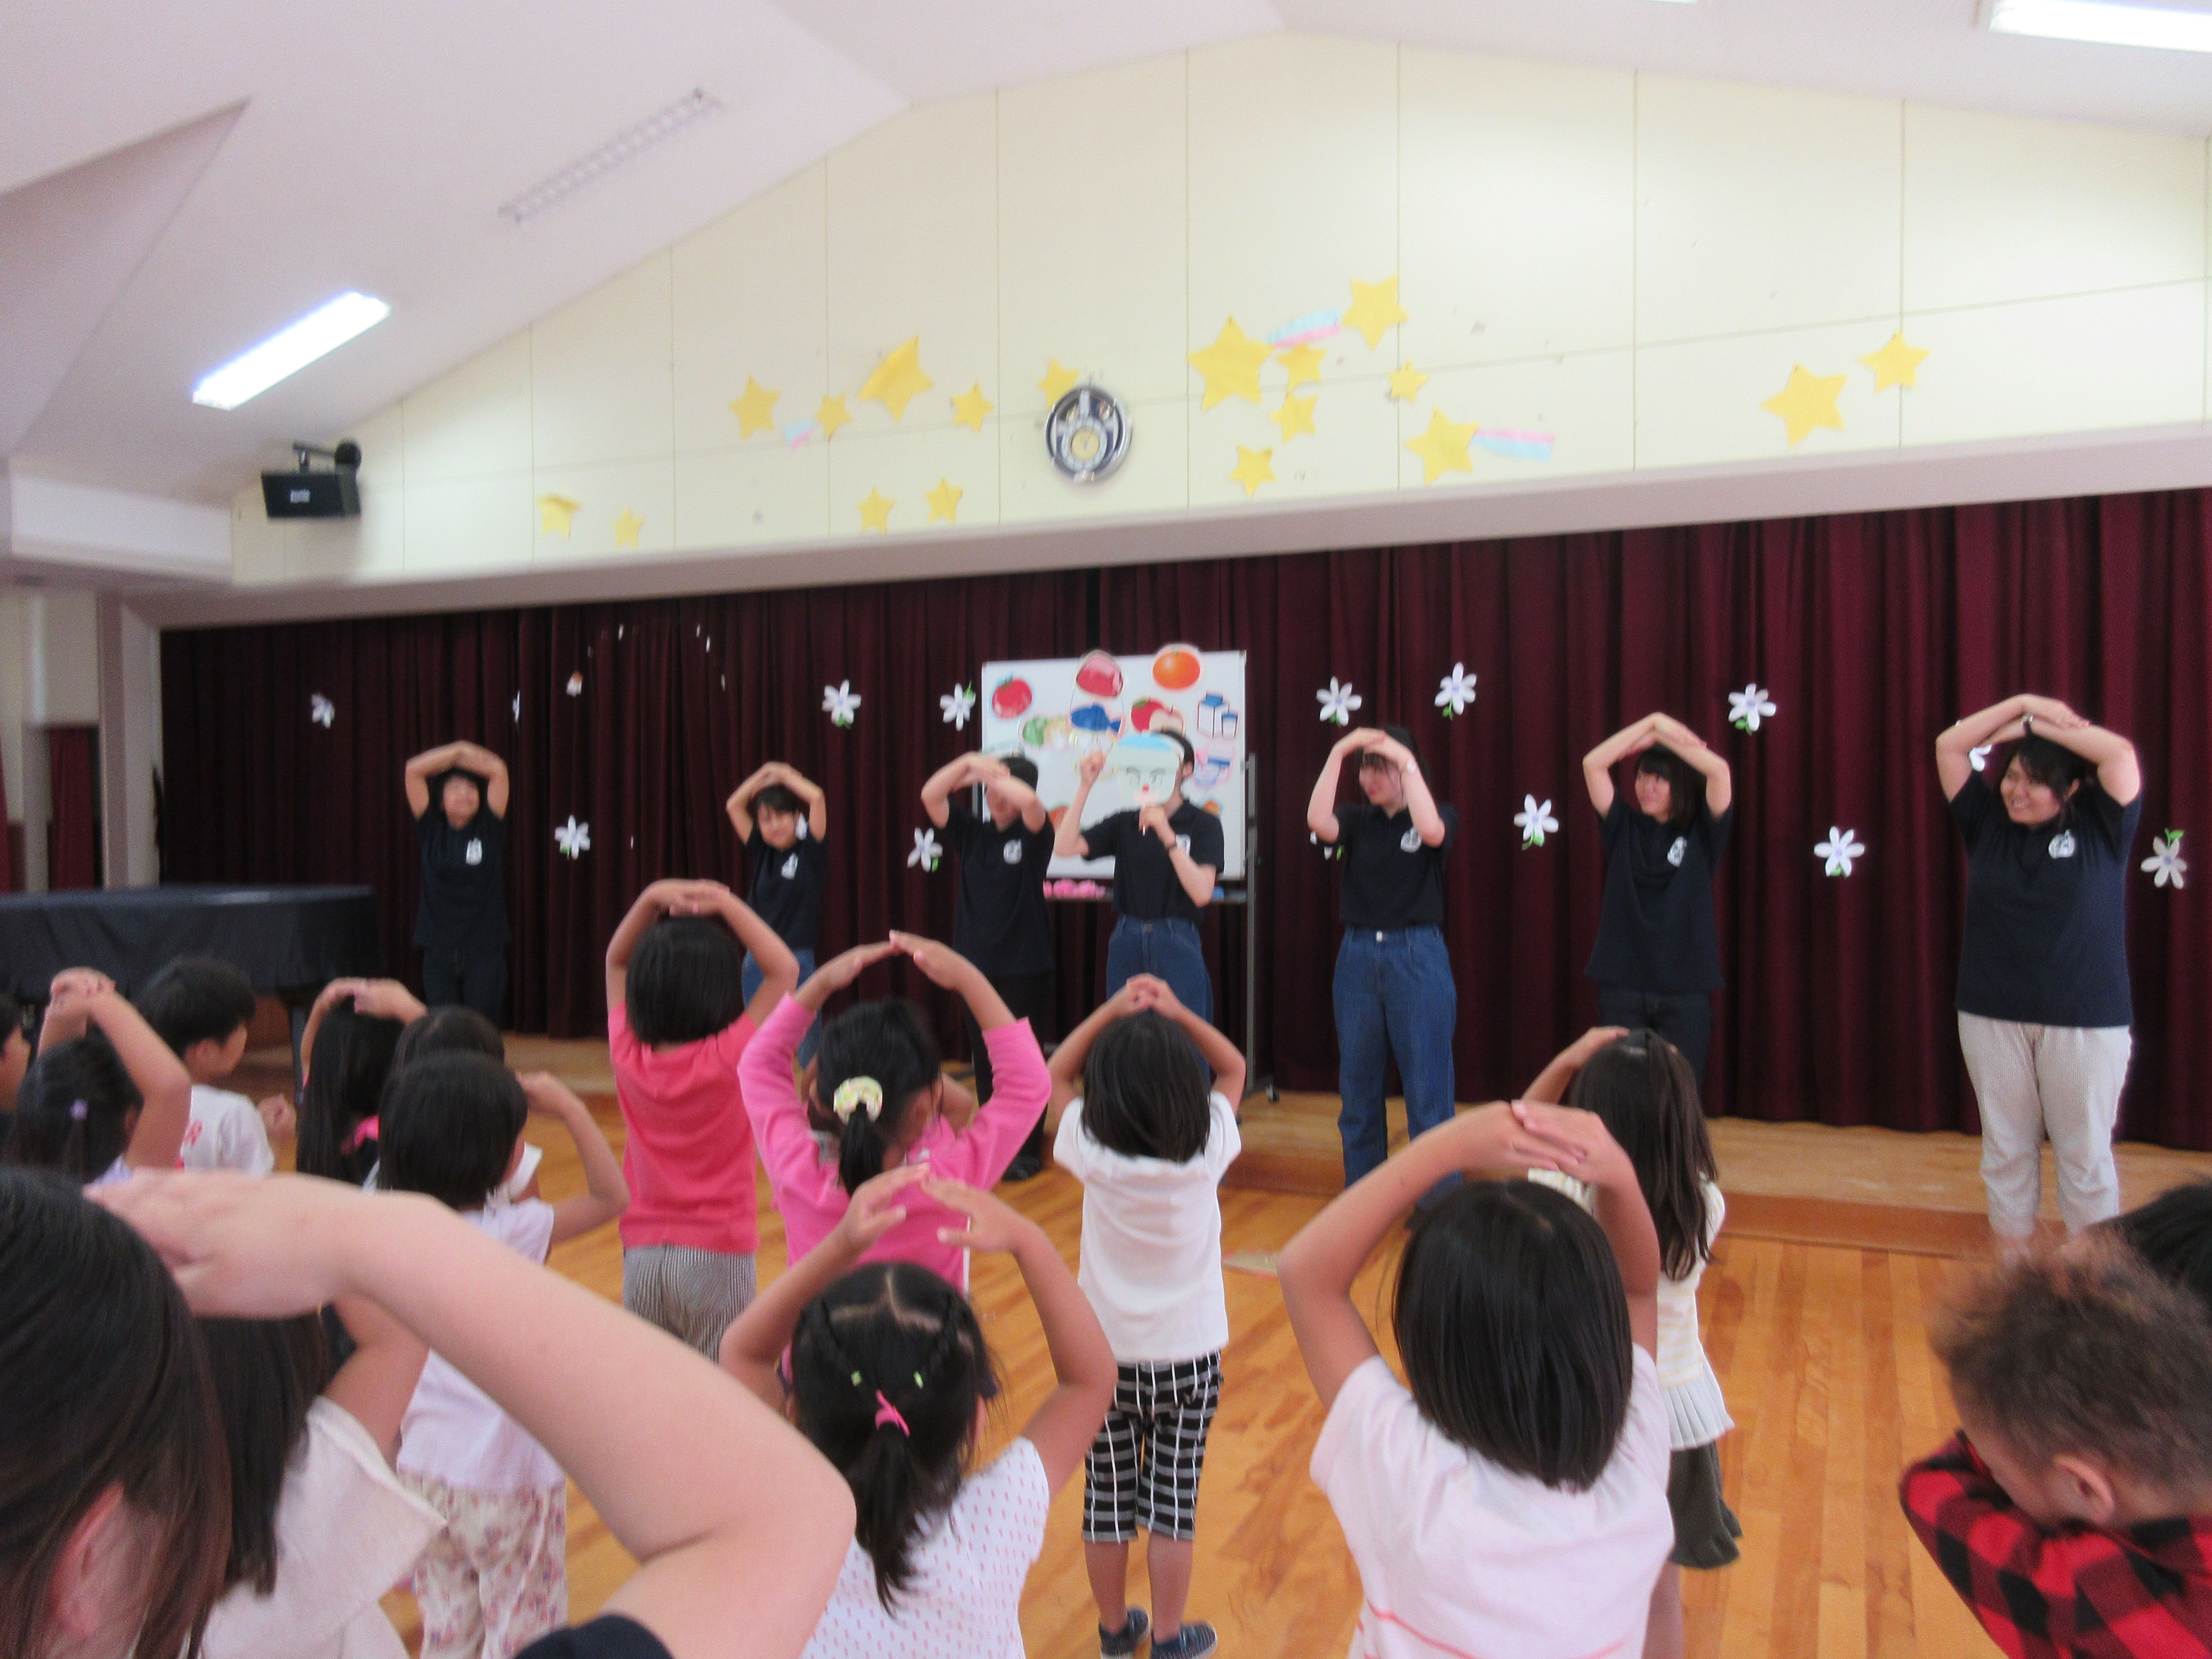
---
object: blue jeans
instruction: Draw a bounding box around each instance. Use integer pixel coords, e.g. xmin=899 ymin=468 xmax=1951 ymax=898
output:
xmin=1334 ymin=926 xmax=1457 ymax=1187
xmin=1594 ymin=984 xmax=1712 ymax=1088
xmin=1104 ymin=917 xmax=1213 ymax=1024
xmin=743 ymin=947 xmax=818 ymax=1064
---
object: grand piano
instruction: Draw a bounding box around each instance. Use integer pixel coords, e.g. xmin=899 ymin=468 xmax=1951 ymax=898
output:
xmin=0 ymin=885 xmax=384 ymax=1058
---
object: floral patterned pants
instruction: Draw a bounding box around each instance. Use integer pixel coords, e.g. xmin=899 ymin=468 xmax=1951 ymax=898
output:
xmin=400 ymin=1473 xmax=567 ymax=1659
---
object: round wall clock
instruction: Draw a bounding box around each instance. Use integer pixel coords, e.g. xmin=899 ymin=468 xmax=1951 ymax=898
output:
xmin=1045 ymin=384 xmax=1132 ymax=483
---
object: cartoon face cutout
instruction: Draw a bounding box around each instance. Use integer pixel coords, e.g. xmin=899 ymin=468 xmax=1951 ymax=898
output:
xmin=1108 ymin=731 xmax=1184 ymax=807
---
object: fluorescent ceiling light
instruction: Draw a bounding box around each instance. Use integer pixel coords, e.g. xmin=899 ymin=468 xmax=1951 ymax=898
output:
xmin=191 ymin=291 xmax=390 ymax=410
xmin=498 ymin=89 xmax=724 ymax=225
xmin=1987 ymin=0 xmax=2212 ymax=52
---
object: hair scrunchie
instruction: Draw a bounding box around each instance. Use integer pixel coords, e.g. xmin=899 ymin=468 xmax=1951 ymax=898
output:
xmin=832 ymin=1077 xmax=884 ymax=1124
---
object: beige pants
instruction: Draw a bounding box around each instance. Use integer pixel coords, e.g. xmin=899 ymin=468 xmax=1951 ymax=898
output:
xmin=1957 ymin=1013 xmax=2132 ymax=1237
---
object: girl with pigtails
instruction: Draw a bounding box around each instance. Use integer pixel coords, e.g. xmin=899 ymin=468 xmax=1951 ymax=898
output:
xmin=738 ymin=932 xmax=1051 ymax=1290
xmin=719 ymin=1168 xmax=1116 ymax=1656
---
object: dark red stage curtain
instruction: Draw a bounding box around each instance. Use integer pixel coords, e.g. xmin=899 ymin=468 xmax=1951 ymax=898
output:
xmin=46 ymin=726 xmax=100 ymax=891
xmin=161 ymin=489 xmax=2212 ymax=1148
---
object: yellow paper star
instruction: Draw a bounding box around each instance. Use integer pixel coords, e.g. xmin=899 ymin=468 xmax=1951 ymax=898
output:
xmin=856 ymin=488 xmax=894 ymax=533
xmin=611 ymin=509 xmax=643 ymax=549
xmin=1277 ymin=342 xmax=1324 ymax=391
xmin=1271 ymin=390 xmax=1318 ymax=443
xmin=858 ymin=337 xmax=932 ymax=420
xmin=816 ymin=394 xmax=852 ymax=439
xmin=951 ymin=384 xmax=993 ymax=432
xmin=1762 ymin=364 xmax=1848 ymax=445
xmin=926 ymin=478 xmax=963 ymax=522
xmin=1188 ymin=319 xmax=1271 ymax=410
xmin=1861 ymin=332 xmax=1930 ymax=393
xmin=1387 ymin=361 xmax=1429 ymax=403
xmin=538 ymin=495 xmax=580 ymax=536
xmin=1405 ymin=408 xmax=1477 ymax=485
xmin=1229 ymin=446 xmax=1275 ymax=498
xmin=728 ymin=376 xmax=780 ymax=437
xmin=1342 ymin=276 xmax=1409 ymax=350
xmin=1039 ymin=359 xmax=1081 ymax=403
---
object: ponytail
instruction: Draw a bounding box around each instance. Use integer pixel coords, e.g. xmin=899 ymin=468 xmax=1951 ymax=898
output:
xmin=792 ymin=1263 xmax=993 ymax=1608
xmin=815 ymin=1001 xmax=943 ymax=1197
xmin=8 ymin=1030 xmax=138 ymax=1182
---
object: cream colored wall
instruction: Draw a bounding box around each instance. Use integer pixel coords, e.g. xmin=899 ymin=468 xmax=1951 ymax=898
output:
xmin=0 ymin=588 xmax=102 ymax=891
xmin=232 ymin=35 xmax=2212 ymax=588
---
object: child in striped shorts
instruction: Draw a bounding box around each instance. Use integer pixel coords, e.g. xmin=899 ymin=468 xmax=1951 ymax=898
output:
xmin=1048 ymin=975 xmax=1247 ymax=1659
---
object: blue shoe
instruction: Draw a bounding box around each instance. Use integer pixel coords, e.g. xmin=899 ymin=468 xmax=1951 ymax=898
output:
xmin=1152 ymin=1623 xmax=1217 ymax=1659
xmin=1100 ymin=1609 xmax=1149 ymax=1658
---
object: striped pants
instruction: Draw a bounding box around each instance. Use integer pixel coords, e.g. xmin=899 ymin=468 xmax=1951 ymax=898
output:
xmin=1082 ymin=1353 xmax=1222 ymax=1542
xmin=621 ymin=1245 xmax=757 ymax=1357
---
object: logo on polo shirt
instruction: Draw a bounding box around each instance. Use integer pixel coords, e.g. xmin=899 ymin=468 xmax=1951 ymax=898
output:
xmin=465 ymin=839 xmax=483 ymax=867
xmin=1176 ymin=835 xmax=1192 ymax=856
xmin=2049 ymin=831 xmax=2078 ymax=860
xmin=1667 ymin=837 xmax=1688 ymax=868
xmin=1002 ymin=841 xmax=1024 ymax=865
xmin=1400 ymin=826 xmax=1422 ymax=853
xmin=780 ymin=853 xmax=800 ymax=880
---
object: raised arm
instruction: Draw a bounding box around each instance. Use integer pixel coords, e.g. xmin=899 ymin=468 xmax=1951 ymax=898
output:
xmin=1141 ymin=804 xmax=1217 ymax=908
xmin=1582 ymin=715 xmax=1664 ymax=818
xmin=984 ymin=759 xmax=1048 ymax=832
xmin=605 ymin=881 xmax=687 ymax=1011
xmin=321 ymin=1293 xmax=429 ymax=1464
xmin=2036 ymin=716 xmax=2142 ymax=807
xmin=1511 ymin=1100 xmax=1661 ymax=1358
xmin=1365 ymin=731 xmax=1449 ymax=846
xmin=724 ymin=764 xmax=778 ymax=843
xmin=403 ymin=742 xmax=471 ymax=818
xmin=697 ymin=885 xmax=801 ymax=1027
xmin=99 ymin=1173 xmax=856 ymax=1659
xmin=1305 ymin=728 xmax=1375 ymax=844
xmin=1522 ymin=1026 xmax=1630 ymax=1105
xmin=777 ymin=764 xmax=830 ymax=842
xmin=73 ymin=986 xmax=194 ymax=1172
xmin=520 ymin=1072 xmax=630 ymax=1245
xmin=1133 ymin=974 xmax=1246 ymax=1106
xmin=1279 ymin=1104 xmax=1565 ymax=1410
xmin=719 ymin=1165 xmax=928 ymax=1407
xmin=891 ymin=933 xmax=1014 ymax=1030
xmin=919 ymin=754 xmax=980 ymax=830
xmin=450 ymin=742 xmax=510 ymax=817
xmin=1937 ymin=696 xmax=2076 ymax=801
xmin=927 ymin=1179 xmax=1116 ymax=1492
xmin=300 ymin=978 xmax=425 ymax=1085
xmin=1044 ymin=983 xmax=1148 ymax=1129
xmin=1646 ymin=714 xmax=1732 ymax=817
xmin=1054 ymin=750 xmax=1107 ymax=859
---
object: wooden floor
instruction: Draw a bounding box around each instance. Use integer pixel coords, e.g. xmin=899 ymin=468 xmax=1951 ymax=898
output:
xmin=290 ymin=1037 xmax=2212 ymax=1659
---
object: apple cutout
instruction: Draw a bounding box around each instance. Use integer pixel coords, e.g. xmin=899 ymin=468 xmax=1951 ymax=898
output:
xmin=991 ymin=677 xmax=1032 ymax=719
xmin=1075 ymin=651 xmax=1124 ymax=699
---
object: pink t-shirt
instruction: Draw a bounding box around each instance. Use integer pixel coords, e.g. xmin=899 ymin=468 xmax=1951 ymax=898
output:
xmin=739 ymin=995 xmax=1048 ymax=1290
xmin=608 ymin=1001 xmax=760 ymax=1254
xmin=1313 ymin=1347 xmax=1673 ymax=1659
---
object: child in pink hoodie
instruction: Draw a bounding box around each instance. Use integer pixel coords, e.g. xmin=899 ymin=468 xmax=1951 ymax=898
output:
xmin=739 ymin=931 xmax=1048 ymax=1290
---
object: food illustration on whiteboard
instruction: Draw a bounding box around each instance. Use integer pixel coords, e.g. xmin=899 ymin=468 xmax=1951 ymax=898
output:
xmin=1152 ymin=644 xmax=1202 ymax=690
xmin=1195 ymin=691 xmax=1238 ymax=739
xmin=1075 ymin=650 xmax=1124 ymax=698
xmin=1188 ymin=743 xmax=1234 ymax=794
xmin=1069 ymin=703 xmax=1121 ymax=744
xmin=991 ymin=677 xmax=1033 ymax=719
xmin=1128 ymin=696 xmax=1182 ymax=733
xmin=1109 ymin=732 xmax=1185 ymax=807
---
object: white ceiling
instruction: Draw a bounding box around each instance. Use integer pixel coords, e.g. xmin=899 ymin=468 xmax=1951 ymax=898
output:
xmin=5 ymin=0 xmax=2212 ymax=507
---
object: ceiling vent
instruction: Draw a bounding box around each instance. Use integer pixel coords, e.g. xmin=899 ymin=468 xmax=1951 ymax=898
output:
xmin=497 ymin=89 xmax=725 ymax=225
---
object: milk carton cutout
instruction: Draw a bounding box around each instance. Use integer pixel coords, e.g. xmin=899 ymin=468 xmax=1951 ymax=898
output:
xmin=1109 ymin=732 xmax=1185 ymax=809
xmin=465 ymin=839 xmax=484 ymax=867
xmin=1196 ymin=692 xmax=1228 ymax=737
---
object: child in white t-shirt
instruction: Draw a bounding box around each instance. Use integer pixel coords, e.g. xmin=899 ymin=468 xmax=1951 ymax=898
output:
xmin=378 ymin=1053 xmax=630 ymax=1659
xmin=1279 ymin=1094 xmax=1674 ymax=1659
xmin=1045 ymin=975 xmax=1245 ymax=1659
xmin=135 ymin=956 xmax=289 ymax=1173
xmin=719 ymin=1168 xmax=1117 ymax=1659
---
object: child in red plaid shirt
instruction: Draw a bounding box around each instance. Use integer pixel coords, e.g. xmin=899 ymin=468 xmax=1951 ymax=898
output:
xmin=1900 ymin=1235 xmax=2212 ymax=1659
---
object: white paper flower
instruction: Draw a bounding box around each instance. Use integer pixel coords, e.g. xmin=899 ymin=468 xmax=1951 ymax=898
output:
xmin=822 ymin=681 xmax=861 ymax=728
xmin=1970 ymin=744 xmax=1992 ymax=772
xmin=566 ymin=672 xmax=583 ymax=697
xmin=1316 ymin=677 xmax=1362 ymax=726
xmin=940 ymin=683 xmax=976 ymax=730
xmin=908 ymin=827 xmax=942 ymax=872
xmin=2142 ymin=829 xmax=2187 ymax=890
xmin=1514 ymin=795 xmax=1560 ymax=849
xmin=309 ymin=694 xmax=334 ymax=728
xmin=1815 ymin=826 xmax=1865 ymax=878
xmin=1728 ymin=684 xmax=1777 ymax=733
xmin=511 ymin=691 xmax=522 ymax=723
xmin=1435 ymin=663 xmax=1477 ymax=718
xmin=554 ymin=816 xmax=591 ymax=859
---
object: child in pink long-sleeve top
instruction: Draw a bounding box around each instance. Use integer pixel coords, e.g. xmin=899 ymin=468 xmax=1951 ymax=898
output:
xmin=739 ymin=931 xmax=1050 ymax=1290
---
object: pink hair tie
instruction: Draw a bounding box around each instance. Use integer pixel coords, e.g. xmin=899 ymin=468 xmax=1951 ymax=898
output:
xmin=873 ymin=1390 xmax=911 ymax=1437
xmin=341 ymin=1116 xmax=379 ymax=1154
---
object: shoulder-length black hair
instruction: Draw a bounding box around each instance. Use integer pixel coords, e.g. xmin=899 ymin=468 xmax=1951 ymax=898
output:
xmin=627 ymin=915 xmax=746 ymax=1045
xmin=8 ymin=1028 xmax=141 ymax=1182
xmin=815 ymin=1000 xmax=943 ymax=1196
xmin=1080 ymin=1011 xmax=1213 ymax=1164
xmin=790 ymin=1261 xmax=996 ymax=1609
xmin=2109 ymin=1179 xmax=2212 ymax=1324
xmin=1566 ymin=1030 xmax=1717 ymax=1280
xmin=377 ymin=1052 xmax=528 ymax=1212
xmin=200 ymin=1314 xmax=329 ymax=1595
xmin=296 ymin=1004 xmax=405 ymax=1185
xmin=0 ymin=1168 xmax=232 ymax=1659
xmin=392 ymin=1004 xmax=505 ymax=1073
xmin=1393 ymin=1179 xmax=1634 ymax=1490
xmin=2005 ymin=735 xmax=2096 ymax=821
xmin=1633 ymin=744 xmax=1707 ymax=831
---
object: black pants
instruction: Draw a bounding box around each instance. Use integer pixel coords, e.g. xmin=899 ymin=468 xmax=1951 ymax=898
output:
xmin=423 ymin=946 xmax=508 ymax=1028
xmin=1595 ymin=984 xmax=1713 ymax=1087
xmin=962 ymin=969 xmax=1056 ymax=1162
